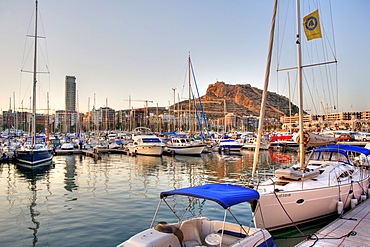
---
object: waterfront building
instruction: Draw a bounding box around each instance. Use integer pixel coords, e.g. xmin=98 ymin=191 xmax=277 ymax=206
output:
xmin=65 ymin=76 xmax=76 ymax=111
xmin=55 ymin=110 xmax=77 ymax=133
xmin=2 ymin=110 xmax=31 ymax=132
xmin=84 ymin=107 xmax=115 ymax=132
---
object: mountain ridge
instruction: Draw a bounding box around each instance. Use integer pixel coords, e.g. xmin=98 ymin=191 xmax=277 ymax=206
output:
xmin=175 ymin=81 xmax=300 ymax=119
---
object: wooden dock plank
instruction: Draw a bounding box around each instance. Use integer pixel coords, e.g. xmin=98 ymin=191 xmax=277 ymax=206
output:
xmin=296 ymin=199 xmax=370 ymax=247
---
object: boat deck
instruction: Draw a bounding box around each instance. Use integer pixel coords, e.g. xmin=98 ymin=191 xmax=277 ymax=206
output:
xmin=296 ymin=198 xmax=370 ymax=247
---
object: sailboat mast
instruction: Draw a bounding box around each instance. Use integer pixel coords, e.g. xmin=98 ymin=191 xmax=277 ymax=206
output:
xmin=32 ymin=0 xmax=38 ymax=145
xmin=296 ymin=0 xmax=305 ymax=167
xmin=188 ymin=55 xmax=191 ymax=134
xmin=251 ymin=0 xmax=278 ymax=180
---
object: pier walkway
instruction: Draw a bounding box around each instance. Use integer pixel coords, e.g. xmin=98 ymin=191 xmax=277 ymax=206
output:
xmin=296 ymin=198 xmax=370 ymax=246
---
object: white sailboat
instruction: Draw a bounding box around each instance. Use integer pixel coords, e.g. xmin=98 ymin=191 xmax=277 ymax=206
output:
xmin=15 ymin=0 xmax=54 ymax=166
xmin=251 ymin=0 xmax=370 ymax=231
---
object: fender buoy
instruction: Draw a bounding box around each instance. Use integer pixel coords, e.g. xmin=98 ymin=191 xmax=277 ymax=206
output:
xmin=337 ymin=200 xmax=343 ymax=214
xmin=351 ymin=196 xmax=358 ymax=208
xmin=361 ymin=193 xmax=367 ymax=202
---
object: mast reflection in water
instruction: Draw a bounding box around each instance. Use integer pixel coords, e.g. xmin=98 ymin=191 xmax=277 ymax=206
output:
xmin=0 ymin=151 xmax=297 ymax=246
xmin=14 ymin=161 xmax=54 ymax=247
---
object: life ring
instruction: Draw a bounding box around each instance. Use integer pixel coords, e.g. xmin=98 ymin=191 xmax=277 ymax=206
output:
xmin=296 ymin=132 xmax=310 ymax=145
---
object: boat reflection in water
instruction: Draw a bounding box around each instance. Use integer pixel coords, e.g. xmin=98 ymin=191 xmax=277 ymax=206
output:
xmin=15 ymin=161 xmax=54 ymax=247
xmin=0 ymin=150 xmax=300 ymax=246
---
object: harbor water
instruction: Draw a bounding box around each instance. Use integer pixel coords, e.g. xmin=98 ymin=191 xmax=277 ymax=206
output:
xmin=0 ymin=150 xmax=329 ymax=247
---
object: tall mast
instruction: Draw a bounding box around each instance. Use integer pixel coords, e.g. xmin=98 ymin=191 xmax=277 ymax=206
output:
xmin=32 ymin=0 xmax=38 ymax=145
xmin=296 ymin=0 xmax=305 ymax=168
xmin=188 ymin=55 xmax=191 ymax=134
xmin=251 ymin=0 xmax=278 ymax=180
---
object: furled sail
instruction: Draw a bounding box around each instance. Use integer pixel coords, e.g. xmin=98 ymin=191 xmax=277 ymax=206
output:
xmin=292 ymin=131 xmax=337 ymax=147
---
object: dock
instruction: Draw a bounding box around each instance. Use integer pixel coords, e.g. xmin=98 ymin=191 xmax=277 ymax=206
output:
xmin=55 ymin=148 xmax=127 ymax=160
xmin=296 ymin=199 xmax=370 ymax=247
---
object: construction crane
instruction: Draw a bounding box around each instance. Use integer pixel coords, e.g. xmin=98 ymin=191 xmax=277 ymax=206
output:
xmin=124 ymin=96 xmax=153 ymax=109
xmin=123 ymin=96 xmax=154 ymax=129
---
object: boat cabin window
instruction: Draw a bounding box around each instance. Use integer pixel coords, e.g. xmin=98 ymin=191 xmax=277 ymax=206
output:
xmin=142 ymin=138 xmax=161 ymax=143
xmin=311 ymin=151 xmax=349 ymax=163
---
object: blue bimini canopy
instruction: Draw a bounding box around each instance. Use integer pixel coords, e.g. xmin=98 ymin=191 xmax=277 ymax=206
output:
xmin=160 ymin=184 xmax=260 ymax=209
xmin=315 ymin=144 xmax=370 ymax=156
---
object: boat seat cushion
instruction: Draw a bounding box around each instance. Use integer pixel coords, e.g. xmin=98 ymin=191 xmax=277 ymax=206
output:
xmin=180 ymin=221 xmax=202 ymax=247
xmin=183 ymin=240 xmax=202 ymax=247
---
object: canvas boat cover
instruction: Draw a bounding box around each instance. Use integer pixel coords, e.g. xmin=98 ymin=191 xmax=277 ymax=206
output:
xmin=315 ymin=144 xmax=370 ymax=156
xmin=160 ymin=184 xmax=260 ymax=209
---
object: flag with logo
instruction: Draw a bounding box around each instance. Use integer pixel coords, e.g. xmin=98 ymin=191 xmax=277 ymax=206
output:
xmin=303 ymin=9 xmax=322 ymax=41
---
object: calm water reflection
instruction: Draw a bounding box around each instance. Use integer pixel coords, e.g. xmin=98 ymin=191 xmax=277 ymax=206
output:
xmin=0 ymin=150 xmax=298 ymax=247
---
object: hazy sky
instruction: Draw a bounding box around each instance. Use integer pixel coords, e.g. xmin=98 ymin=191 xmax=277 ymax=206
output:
xmin=0 ymin=0 xmax=369 ymax=115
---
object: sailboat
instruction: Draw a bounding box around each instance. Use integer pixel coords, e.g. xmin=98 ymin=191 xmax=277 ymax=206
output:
xmin=15 ymin=0 xmax=54 ymax=166
xmin=251 ymin=0 xmax=370 ymax=231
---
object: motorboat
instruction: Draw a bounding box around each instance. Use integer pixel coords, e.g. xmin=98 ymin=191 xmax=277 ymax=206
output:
xmin=118 ymin=184 xmax=275 ymax=247
xmin=127 ymin=134 xmax=165 ymax=156
xmin=165 ymin=134 xmax=206 ymax=155
xmin=60 ymin=142 xmax=75 ymax=150
xmin=218 ymin=139 xmax=243 ymax=152
xmin=240 ymin=133 xmax=270 ymax=150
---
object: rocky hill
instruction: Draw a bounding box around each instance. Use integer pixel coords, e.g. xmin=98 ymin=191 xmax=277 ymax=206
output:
xmin=174 ymin=81 xmax=300 ymax=119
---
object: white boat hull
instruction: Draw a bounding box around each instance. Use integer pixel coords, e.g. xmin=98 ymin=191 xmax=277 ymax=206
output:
xmin=166 ymin=144 xmax=205 ymax=155
xmin=242 ymin=142 xmax=270 ymax=150
xmin=253 ymin=177 xmax=369 ymax=230
xmin=128 ymin=145 xmax=164 ymax=156
xmin=118 ymin=217 xmax=274 ymax=247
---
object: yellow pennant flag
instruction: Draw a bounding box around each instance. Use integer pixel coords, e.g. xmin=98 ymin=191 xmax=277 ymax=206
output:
xmin=303 ymin=9 xmax=322 ymax=41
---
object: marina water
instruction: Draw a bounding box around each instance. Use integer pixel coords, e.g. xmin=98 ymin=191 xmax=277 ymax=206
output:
xmin=1 ymin=150 xmax=328 ymax=247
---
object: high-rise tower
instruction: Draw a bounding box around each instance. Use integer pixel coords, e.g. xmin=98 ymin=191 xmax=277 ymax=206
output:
xmin=65 ymin=76 xmax=76 ymax=111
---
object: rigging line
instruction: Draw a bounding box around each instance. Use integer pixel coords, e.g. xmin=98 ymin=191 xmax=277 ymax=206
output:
xmin=174 ymin=61 xmax=188 ymax=94
xmin=190 ymin=61 xmax=209 ymax=136
xmin=38 ymin=5 xmax=50 ymax=71
xmin=275 ymin=0 xmax=292 ymax=99
xmin=328 ymin=0 xmax=339 ymax=110
xmin=338 ymin=211 xmax=369 ymax=247
xmin=318 ymin=0 xmax=338 ymax=111
xmin=302 ymin=69 xmax=319 ymax=114
xmin=191 ymin=90 xmax=202 ymax=137
xmin=275 ymin=0 xmax=291 ymax=71
xmin=273 ymin=190 xmax=306 ymax=237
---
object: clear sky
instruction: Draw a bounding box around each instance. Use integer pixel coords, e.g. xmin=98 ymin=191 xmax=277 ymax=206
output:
xmin=0 ymin=0 xmax=369 ymax=115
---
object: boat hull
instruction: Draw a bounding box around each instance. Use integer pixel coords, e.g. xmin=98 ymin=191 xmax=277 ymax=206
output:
xmin=118 ymin=217 xmax=275 ymax=247
xmin=219 ymin=142 xmax=243 ymax=152
xmin=253 ymin=178 xmax=369 ymax=231
xmin=128 ymin=145 xmax=164 ymax=156
xmin=166 ymin=144 xmax=206 ymax=155
xmin=15 ymin=149 xmax=54 ymax=166
xmin=242 ymin=142 xmax=270 ymax=150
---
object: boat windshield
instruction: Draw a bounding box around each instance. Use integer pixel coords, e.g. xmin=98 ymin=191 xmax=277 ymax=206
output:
xmin=310 ymin=151 xmax=349 ymax=163
xmin=142 ymin=138 xmax=161 ymax=143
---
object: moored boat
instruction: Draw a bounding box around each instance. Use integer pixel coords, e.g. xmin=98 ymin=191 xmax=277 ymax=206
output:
xmin=117 ymin=184 xmax=275 ymax=247
xmin=250 ymin=0 xmax=370 ymax=232
xmin=14 ymin=0 xmax=53 ymax=167
xmin=165 ymin=134 xmax=206 ymax=155
xmin=16 ymin=136 xmax=54 ymax=166
xmin=218 ymin=139 xmax=243 ymax=152
xmin=127 ymin=134 xmax=165 ymax=156
xmin=253 ymin=144 xmax=370 ymax=231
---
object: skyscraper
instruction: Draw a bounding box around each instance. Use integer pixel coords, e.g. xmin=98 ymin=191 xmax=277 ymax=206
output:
xmin=65 ymin=76 xmax=76 ymax=111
